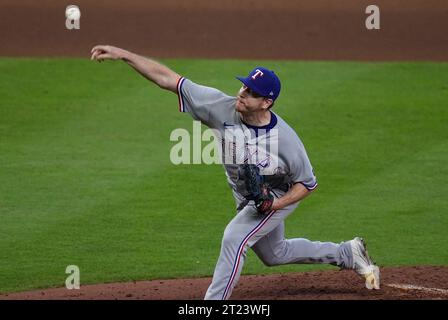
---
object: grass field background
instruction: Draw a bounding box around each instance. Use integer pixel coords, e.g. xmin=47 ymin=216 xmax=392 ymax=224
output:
xmin=0 ymin=58 xmax=447 ymax=293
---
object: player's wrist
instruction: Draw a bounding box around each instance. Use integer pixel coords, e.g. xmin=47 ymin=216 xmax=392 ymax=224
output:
xmin=270 ymin=198 xmax=282 ymax=211
xmin=119 ymin=49 xmax=133 ymax=61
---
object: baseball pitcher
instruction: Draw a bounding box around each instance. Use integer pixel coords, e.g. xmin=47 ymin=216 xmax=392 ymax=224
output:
xmin=90 ymin=45 xmax=380 ymax=300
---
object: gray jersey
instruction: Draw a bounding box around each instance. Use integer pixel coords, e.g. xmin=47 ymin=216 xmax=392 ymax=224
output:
xmin=177 ymin=77 xmax=318 ymax=198
xmin=176 ymin=77 xmax=366 ymax=301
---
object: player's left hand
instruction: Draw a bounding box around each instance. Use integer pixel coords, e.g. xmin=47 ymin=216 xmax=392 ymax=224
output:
xmin=238 ymin=164 xmax=274 ymax=214
xmin=254 ymin=184 xmax=274 ymax=214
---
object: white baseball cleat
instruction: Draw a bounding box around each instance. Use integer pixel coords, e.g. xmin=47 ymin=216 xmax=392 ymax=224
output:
xmin=350 ymin=237 xmax=380 ymax=290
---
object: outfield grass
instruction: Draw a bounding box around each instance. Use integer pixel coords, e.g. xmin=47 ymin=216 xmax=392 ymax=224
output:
xmin=0 ymin=58 xmax=447 ymax=293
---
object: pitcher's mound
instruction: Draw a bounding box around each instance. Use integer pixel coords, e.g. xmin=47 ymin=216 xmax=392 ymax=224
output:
xmin=1 ymin=266 xmax=448 ymax=300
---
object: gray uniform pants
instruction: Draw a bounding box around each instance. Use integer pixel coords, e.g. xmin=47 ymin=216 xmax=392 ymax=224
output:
xmin=204 ymin=196 xmax=353 ymax=300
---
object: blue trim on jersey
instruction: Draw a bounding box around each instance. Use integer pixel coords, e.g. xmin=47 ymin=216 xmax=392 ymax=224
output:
xmin=241 ymin=111 xmax=277 ymax=137
xmin=177 ymin=77 xmax=186 ymax=112
xmin=298 ymin=181 xmax=318 ymax=191
xmin=271 ymin=189 xmax=280 ymax=198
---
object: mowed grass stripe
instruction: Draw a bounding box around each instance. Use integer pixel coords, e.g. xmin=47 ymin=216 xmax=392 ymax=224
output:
xmin=0 ymin=59 xmax=447 ymax=293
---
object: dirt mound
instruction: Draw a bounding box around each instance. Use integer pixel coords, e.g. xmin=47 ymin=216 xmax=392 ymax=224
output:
xmin=2 ymin=266 xmax=447 ymax=300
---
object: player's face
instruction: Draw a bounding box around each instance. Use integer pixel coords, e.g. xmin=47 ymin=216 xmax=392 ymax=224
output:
xmin=236 ymin=85 xmax=271 ymax=113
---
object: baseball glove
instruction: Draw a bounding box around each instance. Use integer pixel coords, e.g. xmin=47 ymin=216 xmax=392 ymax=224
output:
xmin=238 ymin=164 xmax=274 ymax=214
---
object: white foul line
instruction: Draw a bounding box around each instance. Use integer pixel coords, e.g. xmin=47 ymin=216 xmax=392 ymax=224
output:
xmin=385 ymin=283 xmax=448 ymax=295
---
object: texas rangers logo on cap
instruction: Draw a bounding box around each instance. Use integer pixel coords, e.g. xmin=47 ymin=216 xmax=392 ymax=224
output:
xmin=251 ymin=69 xmax=264 ymax=80
xmin=236 ymin=67 xmax=281 ymax=101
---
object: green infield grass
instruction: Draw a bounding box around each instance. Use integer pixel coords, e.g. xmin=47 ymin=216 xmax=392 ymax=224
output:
xmin=0 ymin=58 xmax=447 ymax=293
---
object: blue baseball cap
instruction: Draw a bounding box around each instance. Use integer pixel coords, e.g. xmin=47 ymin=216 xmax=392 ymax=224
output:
xmin=236 ymin=67 xmax=281 ymax=101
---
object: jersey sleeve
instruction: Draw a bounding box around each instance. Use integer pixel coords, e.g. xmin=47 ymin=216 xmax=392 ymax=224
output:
xmin=288 ymin=141 xmax=318 ymax=191
xmin=176 ymin=77 xmax=231 ymax=126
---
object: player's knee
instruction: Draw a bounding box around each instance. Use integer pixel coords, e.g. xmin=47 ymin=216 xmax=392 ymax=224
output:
xmin=254 ymin=245 xmax=289 ymax=267
xmin=260 ymin=256 xmax=281 ymax=267
xmin=253 ymin=252 xmax=282 ymax=266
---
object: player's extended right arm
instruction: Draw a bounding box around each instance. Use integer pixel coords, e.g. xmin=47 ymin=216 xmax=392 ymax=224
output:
xmin=90 ymin=45 xmax=180 ymax=93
